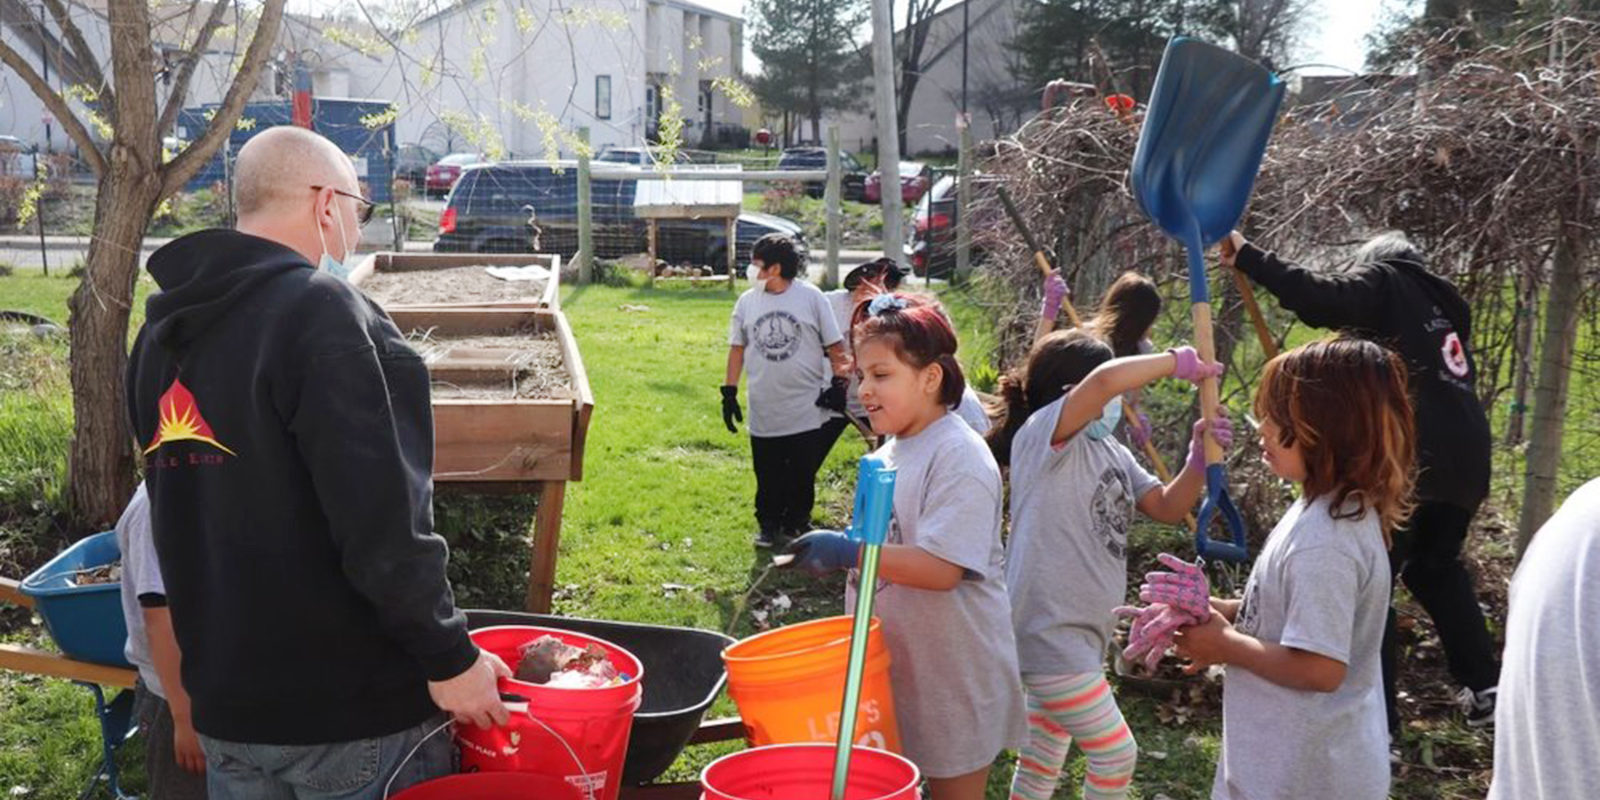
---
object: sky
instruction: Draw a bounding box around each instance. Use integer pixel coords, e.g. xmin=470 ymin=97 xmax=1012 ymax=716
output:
xmin=287 ymin=0 xmax=1391 ymax=76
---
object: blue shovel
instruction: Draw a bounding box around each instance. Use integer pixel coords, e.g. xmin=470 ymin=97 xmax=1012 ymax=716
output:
xmin=1131 ymin=37 xmax=1285 ymax=563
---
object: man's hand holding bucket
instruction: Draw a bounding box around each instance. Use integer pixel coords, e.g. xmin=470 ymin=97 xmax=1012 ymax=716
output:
xmin=430 ymin=648 xmax=514 ymax=729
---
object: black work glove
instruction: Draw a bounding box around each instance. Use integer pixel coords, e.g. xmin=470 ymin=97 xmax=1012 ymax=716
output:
xmin=721 ymin=385 xmax=743 ymax=433
xmin=816 ymin=376 xmax=849 ymax=414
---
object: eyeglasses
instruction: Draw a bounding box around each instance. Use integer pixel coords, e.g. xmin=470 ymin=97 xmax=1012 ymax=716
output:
xmin=310 ymin=185 xmax=376 ymax=225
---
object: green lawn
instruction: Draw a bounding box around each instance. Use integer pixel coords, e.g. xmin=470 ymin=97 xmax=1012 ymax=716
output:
xmin=0 ymin=273 xmax=1497 ymax=798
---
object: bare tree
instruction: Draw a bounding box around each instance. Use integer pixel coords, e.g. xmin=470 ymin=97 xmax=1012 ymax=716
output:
xmin=0 ymin=0 xmax=285 ymax=526
xmin=895 ymin=0 xmax=945 ymax=153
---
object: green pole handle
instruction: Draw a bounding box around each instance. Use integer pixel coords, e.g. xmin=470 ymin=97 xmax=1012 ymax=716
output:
xmin=831 ymin=542 xmax=882 ymax=800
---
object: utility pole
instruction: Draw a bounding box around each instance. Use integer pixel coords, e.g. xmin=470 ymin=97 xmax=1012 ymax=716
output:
xmin=871 ymin=0 xmax=904 ymax=265
xmin=961 ymin=0 xmax=969 ymax=115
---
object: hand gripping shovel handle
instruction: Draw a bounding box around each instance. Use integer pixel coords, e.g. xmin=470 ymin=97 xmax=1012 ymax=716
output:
xmin=832 ymin=455 xmax=897 ymax=800
xmin=996 ymin=186 xmax=1082 ymax=328
xmin=1186 ymin=234 xmax=1249 ymax=562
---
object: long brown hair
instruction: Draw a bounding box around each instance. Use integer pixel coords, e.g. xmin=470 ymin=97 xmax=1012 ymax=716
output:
xmin=1253 ymin=337 xmax=1417 ymax=536
xmin=1089 ymin=271 xmax=1161 ymax=357
xmin=985 ymin=329 xmax=1113 ymax=466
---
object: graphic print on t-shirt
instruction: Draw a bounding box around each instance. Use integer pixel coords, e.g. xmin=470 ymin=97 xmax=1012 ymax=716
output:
xmin=1090 ymin=467 xmax=1134 ymax=559
xmin=753 ymin=310 xmax=804 ymax=362
xmin=1441 ymin=331 xmax=1470 ymax=378
xmin=1235 ymin=579 xmax=1263 ymax=636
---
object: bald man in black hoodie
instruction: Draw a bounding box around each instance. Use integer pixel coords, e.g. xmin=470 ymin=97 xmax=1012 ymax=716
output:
xmin=1221 ymin=230 xmax=1500 ymax=733
xmin=126 ymin=126 xmax=507 ymax=798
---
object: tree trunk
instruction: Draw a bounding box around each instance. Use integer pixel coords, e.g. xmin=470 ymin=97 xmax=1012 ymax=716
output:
xmin=1504 ymin=265 xmax=1538 ymax=445
xmin=1517 ymin=221 xmax=1587 ymax=556
xmin=67 ymin=160 xmax=161 ymax=527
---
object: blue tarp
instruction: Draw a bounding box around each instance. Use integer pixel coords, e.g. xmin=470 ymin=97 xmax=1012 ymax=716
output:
xmin=177 ymin=97 xmax=398 ymax=203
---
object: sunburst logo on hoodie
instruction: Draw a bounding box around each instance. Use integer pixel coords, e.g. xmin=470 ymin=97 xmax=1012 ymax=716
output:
xmin=145 ymin=378 xmax=236 ymax=456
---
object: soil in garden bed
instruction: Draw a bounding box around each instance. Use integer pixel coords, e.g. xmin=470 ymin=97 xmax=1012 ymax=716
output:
xmin=407 ymin=329 xmax=571 ymax=400
xmin=362 ymin=265 xmax=550 ymax=305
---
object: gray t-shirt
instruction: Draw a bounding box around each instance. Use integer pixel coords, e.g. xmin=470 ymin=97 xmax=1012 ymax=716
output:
xmin=954 ymin=387 xmax=991 ymax=435
xmin=847 ymin=412 xmax=1027 ymax=778
xmin=1489 ymin=477 xmax=1600 ymax=799
xmin=1006 ymin=396 xmax=1160 ymax=673
xmin=822 ymin=289 xmax=867 ymax=418
xmin=114 ymin=482 xmax=166 ymax=698
xmin=1213 ymin=496 xmax=1391 ymax=800
xmin=729 ymin=280 xmax=842 ymax=437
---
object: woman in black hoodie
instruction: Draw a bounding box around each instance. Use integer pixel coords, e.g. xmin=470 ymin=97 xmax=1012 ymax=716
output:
xmin=1220 ymin=230 xmax=1500 ymax=732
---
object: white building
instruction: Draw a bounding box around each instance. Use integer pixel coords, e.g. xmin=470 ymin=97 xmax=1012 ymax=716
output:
xmin=383 ymin=0 xmax=746 ymax=156
xmin=836 ymin=0 xmax=1035 ymax=157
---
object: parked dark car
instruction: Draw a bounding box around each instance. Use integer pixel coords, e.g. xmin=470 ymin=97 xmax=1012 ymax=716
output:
xmin=776 ymin=146 xmax=866 ymax=201
xmin=906 ymin=174 xmax=995 ymax=279
xmin=425 ymin=152 xmax=485 ymax=197
xmin=434 ymin=162 xmax=806 ymax=269
xmin=394 ymin=143 xmax=440 ymax=185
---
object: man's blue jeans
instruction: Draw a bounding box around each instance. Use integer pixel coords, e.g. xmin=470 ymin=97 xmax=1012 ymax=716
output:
xmin=198 ymin=714 xmax=454 ymax=799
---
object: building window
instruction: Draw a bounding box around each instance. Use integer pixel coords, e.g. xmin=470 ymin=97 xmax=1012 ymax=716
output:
xmin=596 ymin=75 xmax=612 ymax=120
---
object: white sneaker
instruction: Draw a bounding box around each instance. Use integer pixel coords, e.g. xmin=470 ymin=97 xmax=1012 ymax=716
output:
xmin=1455 ymin=686 xmax=1497 ymax=728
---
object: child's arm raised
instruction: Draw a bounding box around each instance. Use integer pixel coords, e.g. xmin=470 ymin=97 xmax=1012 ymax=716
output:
xmin=1051 ymin=346 xmax=1221 ymax=446
xmin=1137 ymin=414 xmax=1233 ymax=524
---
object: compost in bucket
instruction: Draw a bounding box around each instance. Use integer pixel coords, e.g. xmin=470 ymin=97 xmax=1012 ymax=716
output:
xmin=701 ymin=743 xmax=920 ymax=800
xmin=722 ymin=616 xmax=900 ymax=752
xmin=459 ymin=626 xmax=643 ymax=800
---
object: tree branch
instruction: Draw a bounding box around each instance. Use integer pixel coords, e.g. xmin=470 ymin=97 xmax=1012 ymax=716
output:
xmin=42 ymin=0 xmax=114 ymax=109
xmin=0 ymin=36 xmax=106 ymax=174
xmin=156 ymin=0 xmax=235 ymax=138
xmin=162 ymin=0 xmax=286 ymax=198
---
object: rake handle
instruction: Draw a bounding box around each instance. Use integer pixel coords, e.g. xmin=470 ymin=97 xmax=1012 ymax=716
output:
xmin=997 ymin=186 xmax=1082 ymax=327
xmin=1231 ymin=267 xmax=1278 ymax=359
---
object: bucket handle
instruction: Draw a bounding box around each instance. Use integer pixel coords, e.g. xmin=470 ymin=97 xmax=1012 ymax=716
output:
xmin=381 ymin=693 xmax=596 ymax=800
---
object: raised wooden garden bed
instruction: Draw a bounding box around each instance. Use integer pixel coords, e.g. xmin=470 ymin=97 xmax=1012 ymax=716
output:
xmin=388 ymin=308 xmax=592 ymax=484
xmin=351 ymin=252 xmax=562 ymax=310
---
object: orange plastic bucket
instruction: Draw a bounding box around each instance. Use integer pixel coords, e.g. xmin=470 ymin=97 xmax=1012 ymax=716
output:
xmin=722 ymin=616 xmax=900 ymax=752
xmin=700 ymin=743 xmax=920 ymax=800
xmin=458 ymin=626 xmax=643 ymax=800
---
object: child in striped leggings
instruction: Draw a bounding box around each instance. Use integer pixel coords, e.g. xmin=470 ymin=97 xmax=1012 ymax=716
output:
xmin=985 ymin=329 xmax=1227 ymax=799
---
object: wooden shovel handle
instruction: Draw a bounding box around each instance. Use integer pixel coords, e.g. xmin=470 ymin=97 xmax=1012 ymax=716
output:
xmin=1231 ymin=267 xmax=1278 ymax=359
xmin=1190 ymin=302 xmax=1224 ymax=466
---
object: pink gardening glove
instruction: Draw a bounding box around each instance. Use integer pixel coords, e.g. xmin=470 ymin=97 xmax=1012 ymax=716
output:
xmin=1127 ymin=410 xmax=1152 ymax=449
xmin=1185 ymin=412 xmax=1234 ymax=472
xmin=1115 ymin=602 xmax=1201 ymax=672
xmin=1140 ymin=552 xmax=1214 ymax=621
xmin=1168 ymin=346 xmax=1224 ymax=384
xmin=1041 ymin=271 xmax=1067 ymax=321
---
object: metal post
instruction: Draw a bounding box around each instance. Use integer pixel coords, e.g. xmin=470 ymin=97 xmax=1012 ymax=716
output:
xmin=956 ymin=116 xmax=971 ymax=280
xmin=576 ymin=127 xmax=593 ymax=284
xmin=961 ymin=0 xmax=969 ymax=115
xmin=825 ymin=125 xmax=842 ymax=289
xmin=647 ymin=218 xmax=658 ymax=287
xmin=870 ymin=0 xmax=904 ymax=265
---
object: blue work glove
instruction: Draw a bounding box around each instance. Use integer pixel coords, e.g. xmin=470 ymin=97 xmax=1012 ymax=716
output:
xmin=780 ymin=531 xmax=860 ymax=577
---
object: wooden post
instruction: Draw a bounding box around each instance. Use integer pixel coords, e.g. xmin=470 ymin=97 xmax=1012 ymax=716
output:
xmin=726 ymin=215 xmax=737 ymax=291
xmin=869 ymin=0 xmax=903 ymax=265
xmin=825 ymin=125 xmax=842 ymax=288
xmin=956 ymin=115 xmax=972 ymax=280
xmin=648 ymin=218 xmax=659 ymax=287
xmin=526 ymin=481 xmax=569 ymax=613
xmin=577 ymin=127 xmax=594 ymax=285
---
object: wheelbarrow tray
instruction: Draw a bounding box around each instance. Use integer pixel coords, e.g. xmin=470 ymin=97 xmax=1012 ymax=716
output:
xmin=19 ymin=531 xmax=132 ymax=668
xmin=466 ymin=610 xmax=733 ymax=785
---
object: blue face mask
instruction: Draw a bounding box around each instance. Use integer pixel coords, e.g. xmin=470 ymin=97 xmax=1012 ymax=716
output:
xmin=316 ymin=200 xmax=360 ymax=281
xmin=1084 ymin=395 xmax=1123 ymax=441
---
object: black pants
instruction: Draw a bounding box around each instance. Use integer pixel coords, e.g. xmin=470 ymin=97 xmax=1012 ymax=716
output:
xmin=750 ymin=423 xmax=839 ymax=536
xmin=134 ymin=681 xmax=209 ymax=800
xmin=1381 ymin=500 xmax=1502 ymax=729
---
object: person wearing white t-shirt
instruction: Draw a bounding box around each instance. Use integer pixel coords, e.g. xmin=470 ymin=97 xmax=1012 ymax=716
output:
xmin=723 ymin=234 xmax=851 ymax=548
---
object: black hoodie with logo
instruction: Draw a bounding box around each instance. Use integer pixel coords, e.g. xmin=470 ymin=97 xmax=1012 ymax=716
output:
xmin=126 ymin=229 xmax=477 ymax=744
xmin=1236 ymin=243 xmax=1492 ymax=512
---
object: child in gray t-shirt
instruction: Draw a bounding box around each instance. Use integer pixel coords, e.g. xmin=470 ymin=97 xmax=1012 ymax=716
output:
xmin=987 ymin=330 xmax=1225 ymax=800
xmin=1170 ymin=338 xmax=1416 ymax=800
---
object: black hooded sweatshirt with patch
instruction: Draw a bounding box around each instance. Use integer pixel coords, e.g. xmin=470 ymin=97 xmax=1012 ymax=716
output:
xmin=1236 ymin=243 xmax=1492 ymax=512
xmin=126 ymin=229 xmax=477 ymax=744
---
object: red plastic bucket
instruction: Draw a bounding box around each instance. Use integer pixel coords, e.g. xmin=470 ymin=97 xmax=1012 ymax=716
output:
xmin=700 ymin=743 xmax=921 ymax=800
xmin=390 ymin=772 xmax=585 ymax=799
xmin=458 ymin=626 xmax=644 ymax=800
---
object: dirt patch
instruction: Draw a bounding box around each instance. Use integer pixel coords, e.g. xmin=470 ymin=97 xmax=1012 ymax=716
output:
xmin=406 ymin=329 xmax=570 ymax=400
xmin=361 ymin=265 xmax=550 ymax=306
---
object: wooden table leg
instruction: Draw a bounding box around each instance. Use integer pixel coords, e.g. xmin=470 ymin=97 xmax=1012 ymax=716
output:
xmin=525 ymin=480 xmax=568 ymax=613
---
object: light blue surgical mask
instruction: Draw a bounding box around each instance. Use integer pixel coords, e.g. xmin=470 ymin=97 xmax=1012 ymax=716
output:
xmin=1084 ymin=395 xmax=1123 ymax=441
xmin=316 ymin=201 xmax=360 ymax=281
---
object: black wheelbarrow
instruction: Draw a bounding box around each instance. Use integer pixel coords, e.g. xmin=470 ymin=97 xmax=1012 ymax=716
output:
xmin=465 ymin=610 xmax=736 ymax=786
